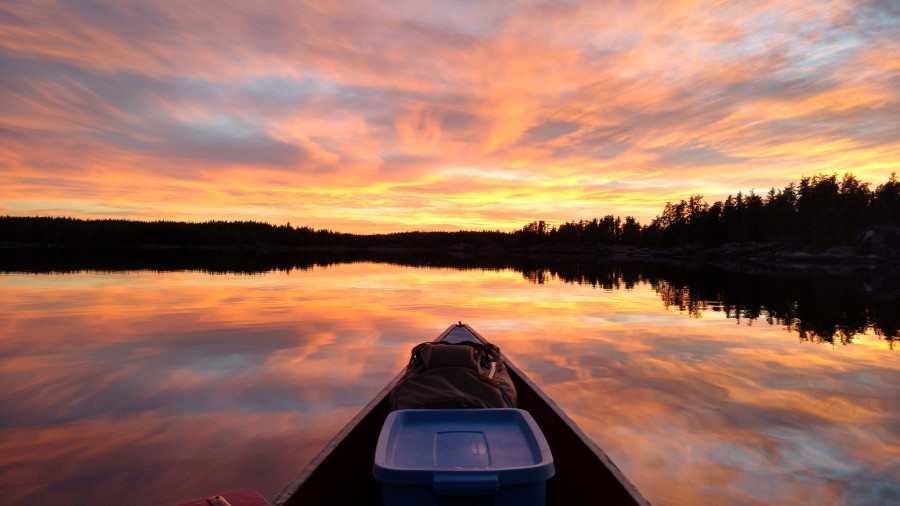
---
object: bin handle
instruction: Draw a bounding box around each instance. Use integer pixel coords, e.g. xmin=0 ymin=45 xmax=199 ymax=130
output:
xmin=433 ymin=472 xmax=499 ymax=496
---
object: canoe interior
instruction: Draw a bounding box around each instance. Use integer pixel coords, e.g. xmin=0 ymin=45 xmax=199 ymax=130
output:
xmin=274 ymin=324 xmax=648 ymax=506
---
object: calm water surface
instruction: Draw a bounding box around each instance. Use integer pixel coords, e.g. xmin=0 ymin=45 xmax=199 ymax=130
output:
xmin=1 ymin=262 xmax=898 ymax=505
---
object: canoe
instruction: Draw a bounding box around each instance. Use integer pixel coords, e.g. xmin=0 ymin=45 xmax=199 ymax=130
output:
xmin=272 ymin=323 xmax=649 ymax=505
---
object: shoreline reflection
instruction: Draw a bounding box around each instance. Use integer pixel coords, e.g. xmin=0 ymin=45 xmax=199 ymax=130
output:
xmin=4 ymin=250 xmax=897 ymax=347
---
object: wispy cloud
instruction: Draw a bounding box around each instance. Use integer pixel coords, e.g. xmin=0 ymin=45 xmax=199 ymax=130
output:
xmin=2 ymin=0 xmax=898 ymax=231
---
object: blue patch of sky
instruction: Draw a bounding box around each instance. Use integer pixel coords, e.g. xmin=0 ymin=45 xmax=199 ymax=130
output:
xmin=393 ymin=0 xmax=515 ymax=38
xmin=158 ymin=76 xmax=327 ymax=135
xmin=184 ymin=115 xmax=262 ymax=139
xmin=579 ymin=32 xmax=643 ymax=62
xmin=854 ymin=0 xmax=900 ymax=28
xmin=736 ymin=6 xmax=873 ymax=73
xmin=59 ymin=0 xmax=174 ymax=40
xmin=526 ymin=120 xmax=581 ymax=140
xmin=238 ymin=75 xmax=326 ymax=103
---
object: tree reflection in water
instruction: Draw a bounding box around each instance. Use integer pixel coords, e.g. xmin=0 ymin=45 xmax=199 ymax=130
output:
xmin=515 ymin=258 xmax=898 ymax=348
xmin=3 ymin=248 xmax=897 ymax=347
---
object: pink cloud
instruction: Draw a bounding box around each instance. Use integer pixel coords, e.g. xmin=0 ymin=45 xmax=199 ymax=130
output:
xmin=1 ymin=0 xmax=898 ymax=231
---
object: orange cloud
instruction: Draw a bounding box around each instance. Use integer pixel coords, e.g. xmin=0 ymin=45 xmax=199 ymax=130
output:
xmin=1 ymin=0 xmax=898 ymax=232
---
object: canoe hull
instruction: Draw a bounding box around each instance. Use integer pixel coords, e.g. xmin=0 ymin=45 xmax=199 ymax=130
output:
xmin=273 ymin=323 xmax=648 ymax=505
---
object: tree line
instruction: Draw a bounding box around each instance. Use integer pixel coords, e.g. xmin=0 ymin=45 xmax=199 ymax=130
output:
xmin=2 ymin=172 xmax=898 ymax=251
xmin=642 ymin=172 xmax=900 ymax=247
xmin=518 ymin=172 xmax=900 ymax=248
xmin=0 ymin=218 xmax=351 ymax=248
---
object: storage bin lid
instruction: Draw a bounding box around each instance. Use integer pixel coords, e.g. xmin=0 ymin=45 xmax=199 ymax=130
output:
xmin=374 ymin=409 xmax=554 ymax=487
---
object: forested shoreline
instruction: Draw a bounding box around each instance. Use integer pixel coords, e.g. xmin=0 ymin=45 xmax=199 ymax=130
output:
xmin=3 ymin=173 xmax=899 ymax=260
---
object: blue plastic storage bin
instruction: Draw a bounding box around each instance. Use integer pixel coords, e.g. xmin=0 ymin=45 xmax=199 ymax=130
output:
xmin=374 ymin=409 xmax=554 ymax=506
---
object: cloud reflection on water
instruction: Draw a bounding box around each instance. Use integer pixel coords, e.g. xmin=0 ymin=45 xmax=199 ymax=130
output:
xmin=496 ymin=318 xmax=899 ymax=505
xmin=0 ymin=264 xmax=898 ymax=505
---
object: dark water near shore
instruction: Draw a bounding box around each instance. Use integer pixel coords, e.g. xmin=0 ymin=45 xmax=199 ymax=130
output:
xmin=1 ymin=256 xmax=898 ymax=505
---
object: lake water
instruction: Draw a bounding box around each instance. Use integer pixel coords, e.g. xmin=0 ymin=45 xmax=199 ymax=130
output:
xmin=1 ymin=259 xmax=898 ymax=505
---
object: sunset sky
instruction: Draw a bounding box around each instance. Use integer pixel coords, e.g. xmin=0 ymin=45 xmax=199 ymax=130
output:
xmin=2 ymin=1 xmax=898 ymax=233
